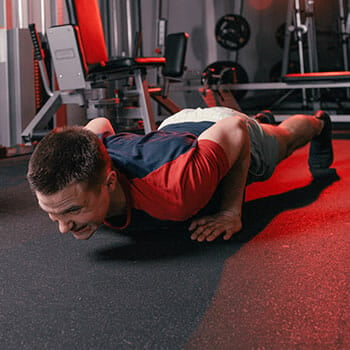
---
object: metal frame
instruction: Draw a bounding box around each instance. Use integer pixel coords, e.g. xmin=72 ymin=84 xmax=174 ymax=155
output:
xmin=0 ymin=27 xmax=11 ymax=147
xmin=170 ymin=0 xmax=350 ymax=122
xmin=170 ymin=80 xmax=350 ymax=121
xmin=21 ymin=23 xmax=157 ymax=141
xmin=7 ymin=28 xmax=36 ymax=144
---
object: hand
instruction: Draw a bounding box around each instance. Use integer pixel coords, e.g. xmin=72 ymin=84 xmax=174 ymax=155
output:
xmin=189 ymin=210 xmax=242 ymax=242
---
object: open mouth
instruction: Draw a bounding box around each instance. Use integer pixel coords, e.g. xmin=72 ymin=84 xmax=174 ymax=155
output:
xmin=71 ymin=224 xmax=98 ymax=240
xmin=72 ymin=224 xmax=89 ymax=234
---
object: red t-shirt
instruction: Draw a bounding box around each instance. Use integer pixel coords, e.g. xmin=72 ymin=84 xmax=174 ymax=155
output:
xmin=102 ymin=122 xmax=229 ymax=230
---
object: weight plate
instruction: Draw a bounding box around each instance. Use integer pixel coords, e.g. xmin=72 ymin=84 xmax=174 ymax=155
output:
xmin=202 ymin=61 xmax=248 ymax=100
xmin=215 ymin=14 xmax=250 ymax=50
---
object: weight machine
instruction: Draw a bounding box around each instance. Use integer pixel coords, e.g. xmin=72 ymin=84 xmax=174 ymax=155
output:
xmin=280 ymin=0 xmax=350 ymax=108
xmin=175 ymin=0 xmax=350 ymax=122
xmin=246 ymin=0 xmax=350 ymax=119
xmin=280 ymin=0 xmax=319 ymax=107
xmin=21 ymin=0 xmax=188 ymax=142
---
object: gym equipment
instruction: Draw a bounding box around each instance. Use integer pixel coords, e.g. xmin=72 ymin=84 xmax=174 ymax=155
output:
xmin=281 ymin=0 xmax=349 ymax=76
xmin=269 ymin=60 xmax=299 ymax=82
xmin=198 ymin=61 xmax=247 ymax=111
xmin=275 ymin=22 xmax=300 ymax=50
xmin=102 ymin=0 xmax=143 ymax=58
xmin=285 ymin=0 xmax=318 ymax=75
xmin=281 ymin=0 xmax=350 ymax=107
xmin=22 ymin=0 xmax=160 ymax=140
xmin=149 ymin=32 xmax=189 ymax=115
xmin=338 ymin=0 xmax=350 ymax=71
xmin=164 ymin=1 xmax=350 ymax=121
xmin=22 ymin=0 xmax=188 ymax=141
xmin=202 ymin=61 xmax=248 ymax=100
xmin=215 ymin=14 xmax=250 ymax=51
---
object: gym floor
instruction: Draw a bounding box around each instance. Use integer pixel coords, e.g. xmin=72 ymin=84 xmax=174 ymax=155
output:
xmin=0 ymin=130 xmax=349 ymax=349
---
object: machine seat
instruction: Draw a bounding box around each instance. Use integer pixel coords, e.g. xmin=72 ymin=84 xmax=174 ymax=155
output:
xmin=87 ymin=57 xmax=138 ymax=79
xmin=87 ymin=57 xmax=166 ymax=81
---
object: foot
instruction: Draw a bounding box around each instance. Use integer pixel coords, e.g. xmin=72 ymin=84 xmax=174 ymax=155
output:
xmin=254 ymin=110 xmax=276 ymax=124
xmin=308 ymin=110 xmax=334 ymax=175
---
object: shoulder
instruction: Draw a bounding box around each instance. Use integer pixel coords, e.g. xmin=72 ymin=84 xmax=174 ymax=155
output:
xmin=197 ymin=116 xmax=250 ymax=165
xmin=102 ymin=130 xmax=199 ymax=178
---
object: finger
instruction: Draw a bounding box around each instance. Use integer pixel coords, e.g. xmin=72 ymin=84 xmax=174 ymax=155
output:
xmin=190 ymin=225 xmax=206 ymax=240
xmin=189 ymin=217 xmax=211 ymax=231
xmin=191 ymin=223 xmax=212 ymax=241
xmin=188 ymin=220 xmax=200 ymax=232
xmin=205 ymin=227 xmax=227 ymax=242
xmin=201 ymin=223 xmax=237 ymax=242
xmin=196 ymin=225 xmax=222 ymax=242
xmin=189 ymin=220 xmax=216 ymax=240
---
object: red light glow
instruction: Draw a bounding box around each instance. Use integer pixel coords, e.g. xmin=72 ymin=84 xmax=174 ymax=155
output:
xmin=249 ymin=0 xmax=273 ymax=11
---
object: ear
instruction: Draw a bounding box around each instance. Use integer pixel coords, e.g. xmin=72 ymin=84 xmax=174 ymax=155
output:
xmin=105 ymin=170 xmax=117 ymax=192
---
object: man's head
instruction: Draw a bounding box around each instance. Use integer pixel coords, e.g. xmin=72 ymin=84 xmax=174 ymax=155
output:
xmin=27 ymin=126 xmax=111 ymax=194
xmin=27 ymin=127 xmax=117 ymax=239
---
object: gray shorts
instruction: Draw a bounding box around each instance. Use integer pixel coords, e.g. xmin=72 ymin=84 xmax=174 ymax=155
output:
xmin=246 ymin=117 xmax=280 ymax=184
xmin=159 ymin=107 xmax=280 ymax=184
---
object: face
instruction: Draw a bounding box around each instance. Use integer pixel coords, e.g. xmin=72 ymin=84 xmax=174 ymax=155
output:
xmin=36 ymin=178 xmax=114 ymax=240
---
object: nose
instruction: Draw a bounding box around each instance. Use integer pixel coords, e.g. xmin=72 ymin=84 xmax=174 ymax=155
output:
xmin=58 ymin=220 xmax=73 ymax=234
xmin=49 ymin=213 xmax=72 ymax=234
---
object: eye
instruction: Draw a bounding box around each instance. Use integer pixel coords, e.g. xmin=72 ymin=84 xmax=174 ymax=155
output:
xmin=67 ymin=207 xmax=82 ymax=214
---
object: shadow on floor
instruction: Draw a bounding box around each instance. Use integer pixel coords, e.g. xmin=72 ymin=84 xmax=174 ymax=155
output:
xmin=91 ymin=169 xmax=339 ymax=262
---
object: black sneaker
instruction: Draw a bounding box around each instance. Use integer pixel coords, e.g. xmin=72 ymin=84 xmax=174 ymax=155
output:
xmin=308 ymin=110 xmax=334 ymax=174
xmin=254 ymin=110 xmax=276 ymax=124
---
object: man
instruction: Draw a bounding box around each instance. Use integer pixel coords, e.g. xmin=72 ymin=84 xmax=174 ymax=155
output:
xmin=27 ymin=107 xmax=333 ymax=242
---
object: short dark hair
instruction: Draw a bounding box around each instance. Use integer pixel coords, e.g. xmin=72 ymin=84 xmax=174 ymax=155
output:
xmin=27 ymin=126 xmax=111 ymax=194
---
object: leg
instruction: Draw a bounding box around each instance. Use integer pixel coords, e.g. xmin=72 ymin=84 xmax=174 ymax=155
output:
xmin=260 ymin=113 xmax=323 ymax=162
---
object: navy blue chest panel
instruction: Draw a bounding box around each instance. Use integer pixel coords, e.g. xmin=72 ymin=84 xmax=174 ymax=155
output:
xmin=104 ymin=122 xmax=214 ymax=178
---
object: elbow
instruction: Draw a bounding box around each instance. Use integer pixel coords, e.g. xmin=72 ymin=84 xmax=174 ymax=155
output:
xmin=85 ymin=117 xmax=116 ymax=136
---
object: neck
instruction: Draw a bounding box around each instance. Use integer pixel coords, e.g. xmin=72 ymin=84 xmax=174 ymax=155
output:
xmin=107 ymin=180 xmax=126 ymax=218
